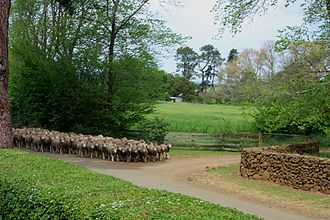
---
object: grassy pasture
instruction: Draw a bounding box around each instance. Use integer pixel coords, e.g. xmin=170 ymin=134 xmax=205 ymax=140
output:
xmin=149 ymin=102 xmax=330 ymax=149
xmin=150 ymin=102 xmax=255 ymax=133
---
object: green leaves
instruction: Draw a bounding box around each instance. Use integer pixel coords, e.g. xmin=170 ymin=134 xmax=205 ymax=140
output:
xmin=213 ymin=0 xmax=329 ymax=44
xmin=251 ymin=42 xmax=330 ymax=135
xmin=9 ymin=0 xmax=182 ymax=136
xmin=138 ymin=117 xmax=169 ymax=144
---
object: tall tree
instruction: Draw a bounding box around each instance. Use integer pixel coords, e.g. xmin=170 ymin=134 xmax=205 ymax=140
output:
xmin=0 ymin=0 xmax=12 ymax=148
xmin=197 ymin=44 xmax=223 ymax=91
xmin=175 ymin=46 xmax=198 ymax=80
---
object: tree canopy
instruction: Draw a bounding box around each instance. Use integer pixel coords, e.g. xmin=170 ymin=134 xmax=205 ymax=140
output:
xmin=213 ymin=0 xmax=330 ymax=46
xmin=9 ymin=0 xmax=183 ymax=136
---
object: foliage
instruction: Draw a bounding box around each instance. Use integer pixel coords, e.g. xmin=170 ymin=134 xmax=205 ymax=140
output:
xmin=227 ymin=48 xmax=239 ymax=63
xmin=9 ymin=0 xmax=182 ymax=136
xmin=0 ymin=149 xmax=261 ymax=220
xmin=213 ymin=0 xmax=330 ymax=43
xmin=218 ymin=43 xmax=276 ymax=104
xmin=138 ymin=117 xmax=169 ymax=144
xmin=216 ymin=40 xmax=330 ymax=135
xmin=175 ymin=46 xmax=198 ymax=80
xmin=175 ymin=44 xmax=224 ymax=92
xmin=197 ymin=89 xmax=225 ymax=104
xmin=164 ymin=74 xmax=198 ymax=101
xmin=250 ymin=42 xmax=330 ymax=135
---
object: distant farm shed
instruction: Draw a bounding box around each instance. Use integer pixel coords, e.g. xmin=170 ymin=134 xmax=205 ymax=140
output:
xmin=170 ymin=94 xmax=183 ymax=103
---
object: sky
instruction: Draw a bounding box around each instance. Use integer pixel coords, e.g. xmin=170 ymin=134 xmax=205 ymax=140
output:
xmin=149 ymin=0 xmax=304 ymax=73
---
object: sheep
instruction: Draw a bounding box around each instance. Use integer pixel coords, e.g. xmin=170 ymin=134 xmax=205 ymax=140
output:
xmin=104 ymin=142 xmax=116 ymax=161
xmin=11 ymin=127 xmax=171 ymax=163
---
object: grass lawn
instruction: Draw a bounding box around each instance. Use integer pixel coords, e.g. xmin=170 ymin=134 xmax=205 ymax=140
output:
xmin=202 ymin=165 xmax=330 ymax=218
xmin=149 ymin=102 xmax=255 ymax=133
xmin=0 ymin=149 xmax=261 ymax=220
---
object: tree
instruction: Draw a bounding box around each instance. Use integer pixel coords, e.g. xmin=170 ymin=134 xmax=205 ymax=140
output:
xmin=175 ymin=46 xmax=198 ymax=80
xmin=165 ymin=74 xmax=198 ymax=101
xmin=0 ymin=0 xmax=12 ymax=148
xmin=197 ymin=44 xmax=224 ymax=91
xmin=245 ymin=42 xmax=330 ymax=134
xmin=213 ymin=0 xmax=330 ymax=40
xmin=175 ymin=44 xmax=224 ymax=93
xmin=227 ymin=48 xmax=238 ymax=63
xmin=9 ymin=0 xmax=182 ymax=136
xmin=218 ymin=42 xmax=279 ymax=103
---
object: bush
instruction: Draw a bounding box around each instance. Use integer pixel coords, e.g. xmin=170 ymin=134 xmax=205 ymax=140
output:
xmin=138 ymin=117 xmax=169 ymax=144
xmin=0 ymin=149 xmax=260 ymax=220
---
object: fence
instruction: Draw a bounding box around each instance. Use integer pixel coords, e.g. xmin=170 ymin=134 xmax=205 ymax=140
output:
xmin=165 ymin=132 xmax=261 ymax=152
xmin=260 ymin=133 xmax=307 ymax=147
xmin=127 ymin=130 xmax=307 ymax=152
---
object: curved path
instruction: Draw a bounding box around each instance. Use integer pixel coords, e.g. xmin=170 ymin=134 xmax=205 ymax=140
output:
xmin=36 ymin=151 xmax=324 ymax=220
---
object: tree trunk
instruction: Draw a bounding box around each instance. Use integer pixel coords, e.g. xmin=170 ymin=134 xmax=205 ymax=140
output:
xmin=0 ymin=0 xmax=12 ymax=148
xmin=106 ymin=1 xmax=118 ymax=111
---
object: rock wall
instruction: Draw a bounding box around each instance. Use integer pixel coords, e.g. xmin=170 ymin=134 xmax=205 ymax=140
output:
xmin=272 ymin=140 xmax=319 ymax=154
xmin=240 ymin=141 xmax=330 ymax=194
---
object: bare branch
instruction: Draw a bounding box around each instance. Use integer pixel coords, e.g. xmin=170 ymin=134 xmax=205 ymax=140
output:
xmin=115 ymin=0 xmax=149 ymax=35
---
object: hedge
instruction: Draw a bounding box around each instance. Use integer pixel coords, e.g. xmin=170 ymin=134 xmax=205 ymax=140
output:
xmin=0 ymin=149 xmax=261 ymax=220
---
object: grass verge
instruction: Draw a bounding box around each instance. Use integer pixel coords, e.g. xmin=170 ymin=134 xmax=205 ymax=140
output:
xmin=201 ymin=165 xmax=330 ymax=218
xmin=0 ymin=149 xmax=260 ymax=220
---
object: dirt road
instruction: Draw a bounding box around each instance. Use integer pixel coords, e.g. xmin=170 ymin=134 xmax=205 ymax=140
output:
xmin=37 ymin=152 xmax=324 ymax=220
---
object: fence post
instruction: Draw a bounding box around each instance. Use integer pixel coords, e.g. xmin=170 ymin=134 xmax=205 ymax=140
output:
xmin=219 ymin=134 xmax=224 ymax=151
xmin=258 ymin=133 xmax=262 ymax=147
xmin=192 ymin=134 xmax=195 ymax=149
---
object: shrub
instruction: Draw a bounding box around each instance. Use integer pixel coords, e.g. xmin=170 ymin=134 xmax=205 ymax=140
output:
xmin=138 ymin=117 xmax=169 ymax=144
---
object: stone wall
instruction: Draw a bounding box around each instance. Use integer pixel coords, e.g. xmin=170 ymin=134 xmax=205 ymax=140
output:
xmin=240 ymin=141 xmax=330 ymax=194
xmin=272 ymin=140 xmax=319 ymax=154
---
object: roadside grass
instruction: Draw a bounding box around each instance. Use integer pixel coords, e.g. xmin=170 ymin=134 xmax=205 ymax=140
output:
xmin=205 ymin=165 xmax=330 ymax=217
xmin=169 ymin=149 xmax=240 ymax=156
xmin=0 ymin=149 xmax=261 ymax=220
xmin=149 ymin=102 xmax=255 ymax=133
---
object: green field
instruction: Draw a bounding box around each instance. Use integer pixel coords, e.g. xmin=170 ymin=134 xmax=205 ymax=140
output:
xmin=148 ymin=102 xmax=329 ymax=149
xmin=150 ymin=102 xmax=255 ymax=133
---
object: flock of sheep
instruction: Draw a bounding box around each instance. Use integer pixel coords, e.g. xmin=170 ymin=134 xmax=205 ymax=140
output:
xmin=12 ymin=128 xmax=171 ymax=163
